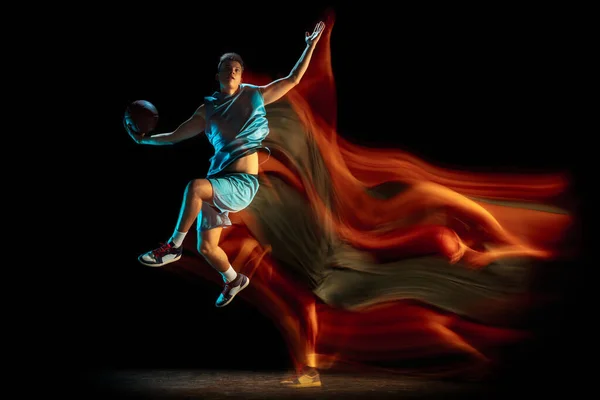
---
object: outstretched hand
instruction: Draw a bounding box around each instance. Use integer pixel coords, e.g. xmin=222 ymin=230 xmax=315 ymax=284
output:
xmin=123 ymin=117 xmax=145 ymax=144
xmin=305 ymin=21 xmax=325 ymax=47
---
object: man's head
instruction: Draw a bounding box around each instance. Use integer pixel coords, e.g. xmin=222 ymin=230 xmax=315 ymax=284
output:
xmin=217 ymin=52 xmax=244 ymax=92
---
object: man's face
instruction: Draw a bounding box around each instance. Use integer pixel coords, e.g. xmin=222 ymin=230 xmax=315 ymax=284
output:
xmin=217 ymin=60 xmax=243 ymax=89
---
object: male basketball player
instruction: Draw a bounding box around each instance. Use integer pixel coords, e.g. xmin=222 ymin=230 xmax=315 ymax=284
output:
xmin=124 ymin=21 xmax=325 ymax=311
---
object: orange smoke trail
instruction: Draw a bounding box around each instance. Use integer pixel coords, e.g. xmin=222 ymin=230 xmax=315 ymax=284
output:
xmin=250 ymin=10 xmax=572 ymax=267
xmin=168 ymin=9 xmax=575 ymax=377
xmin=174 ymin=225 xmax=534 ymax=376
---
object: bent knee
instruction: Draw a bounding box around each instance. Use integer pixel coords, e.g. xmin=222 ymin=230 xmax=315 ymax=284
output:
xmin=198 ymin=240 xmax=218 ymax=258
xmin=433 ymin=226 xmax=461 ymax=258
xmin=187 ymin=179 xmax=214 ymax=201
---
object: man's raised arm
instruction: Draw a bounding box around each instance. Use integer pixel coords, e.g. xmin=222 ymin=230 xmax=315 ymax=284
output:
xmin=260 ymin=21 xmax=325 ymax=106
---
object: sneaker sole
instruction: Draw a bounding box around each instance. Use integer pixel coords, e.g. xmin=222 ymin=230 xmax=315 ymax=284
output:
xmin=215 ymin=276 xmax=250 ymax=308
xmin=137 ymin=254 xmax=182 ymax=268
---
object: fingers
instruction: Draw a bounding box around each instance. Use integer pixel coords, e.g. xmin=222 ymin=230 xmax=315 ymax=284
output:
xmin=123 ymin=118 xmax=134 ymax=136
xmin=123 ymin=117 xmax=145 ymax=143
xmin=314 ymin=21 xmax=325 ymax=34
xmin=305 ymin=21 xmax=325 ymax=42
xmin=310 ymin=21 xmax=325 ymax=39
xmin=123 ymin=118 xmax=135 ymax=136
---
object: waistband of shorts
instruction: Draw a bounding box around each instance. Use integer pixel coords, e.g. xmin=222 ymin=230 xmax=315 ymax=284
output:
xmin=207 ymin=171 xmax=259 ymax=179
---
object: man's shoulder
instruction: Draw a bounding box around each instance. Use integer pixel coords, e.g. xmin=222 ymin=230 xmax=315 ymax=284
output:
xmin=241 ymin=83 xmax=262 ymax=92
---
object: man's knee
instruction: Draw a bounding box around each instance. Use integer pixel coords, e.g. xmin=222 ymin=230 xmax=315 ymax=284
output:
xmin=186 ymin=179 xmax=214 ymax=202
xmin=197 ymin=238 xmax=218 ymax=259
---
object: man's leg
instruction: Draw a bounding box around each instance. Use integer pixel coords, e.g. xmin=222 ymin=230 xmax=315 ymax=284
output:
xmin=198 ymin=227 xmax=230 ymax=274
xmin=198 ymin=226 xmax=250 ymax=308
xmin=280 ymin=299 xmax=322 ymax=387
xmin=396 ymin=181 xmax=522 ymax=245
xmin=138 ymin=178 xmax=214 ymax=267
xmin=396 ymin=182 xmax=551 ymax=266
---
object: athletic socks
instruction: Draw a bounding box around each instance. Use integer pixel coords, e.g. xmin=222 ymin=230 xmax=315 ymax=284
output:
xmin=221 ymin=265 xmax=238 ymax=283
xmin=170 ymin=230 xmax=187 ymax=248
xmin=168 ymin=230 xmax=237 ymax=284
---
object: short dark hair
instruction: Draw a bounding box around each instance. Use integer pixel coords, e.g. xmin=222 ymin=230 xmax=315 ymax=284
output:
xmin=218 ymin=52 xmax=244 ymax=72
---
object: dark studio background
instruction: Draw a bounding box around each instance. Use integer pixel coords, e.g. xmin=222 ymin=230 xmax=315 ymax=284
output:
xmin=63 ymin=2 xmax=589 ymax=394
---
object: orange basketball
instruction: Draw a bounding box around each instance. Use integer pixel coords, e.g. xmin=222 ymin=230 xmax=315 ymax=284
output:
xmin=124 ymin=100 xmax=159 ymax=134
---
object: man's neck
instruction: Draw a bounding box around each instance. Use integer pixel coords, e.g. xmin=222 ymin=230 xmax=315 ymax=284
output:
xmin=220 ymin=84 xmax=240 ymax=96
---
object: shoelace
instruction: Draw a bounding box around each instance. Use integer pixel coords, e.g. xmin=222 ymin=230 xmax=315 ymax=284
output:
xmin=152 ymin=242 xmax=173 ymax=257
xmin=222 ymin=276 xmax=242 ymax=293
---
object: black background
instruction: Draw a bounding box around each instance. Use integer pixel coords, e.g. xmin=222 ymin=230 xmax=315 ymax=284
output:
xmin=57 ymin=2 xmax=589 ymax=393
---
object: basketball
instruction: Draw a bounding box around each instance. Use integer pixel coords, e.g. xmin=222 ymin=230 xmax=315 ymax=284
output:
xmin=124 ymin=100 xmax=159 ymax=134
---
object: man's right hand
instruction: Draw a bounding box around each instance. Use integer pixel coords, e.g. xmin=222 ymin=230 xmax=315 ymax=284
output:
xmin=123 ymin=117 xmax=145 ymax=144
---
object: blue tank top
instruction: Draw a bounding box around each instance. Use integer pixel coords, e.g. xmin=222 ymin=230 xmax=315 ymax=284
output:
xmin=204 ymin=83 xmax=269 ymax=177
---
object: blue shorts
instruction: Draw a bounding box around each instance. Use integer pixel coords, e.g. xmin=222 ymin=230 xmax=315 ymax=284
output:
xmin=198 ymin=172 xmax=260 ymax=231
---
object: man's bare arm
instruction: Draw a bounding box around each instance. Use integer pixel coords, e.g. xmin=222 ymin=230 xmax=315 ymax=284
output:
xmin=260 ymin=21 xmax=325 ymax=106
xmin=129 ymin=105 xmax=206 ymax=145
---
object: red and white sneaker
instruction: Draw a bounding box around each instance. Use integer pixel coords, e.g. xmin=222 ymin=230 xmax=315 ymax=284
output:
xmin=215 ymin=273 xmax=250 ymax=307
xmin=280 ymin=367 xmax=322 ymax=388
xmin=138 ymin=241 xmax=182 ymax=267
